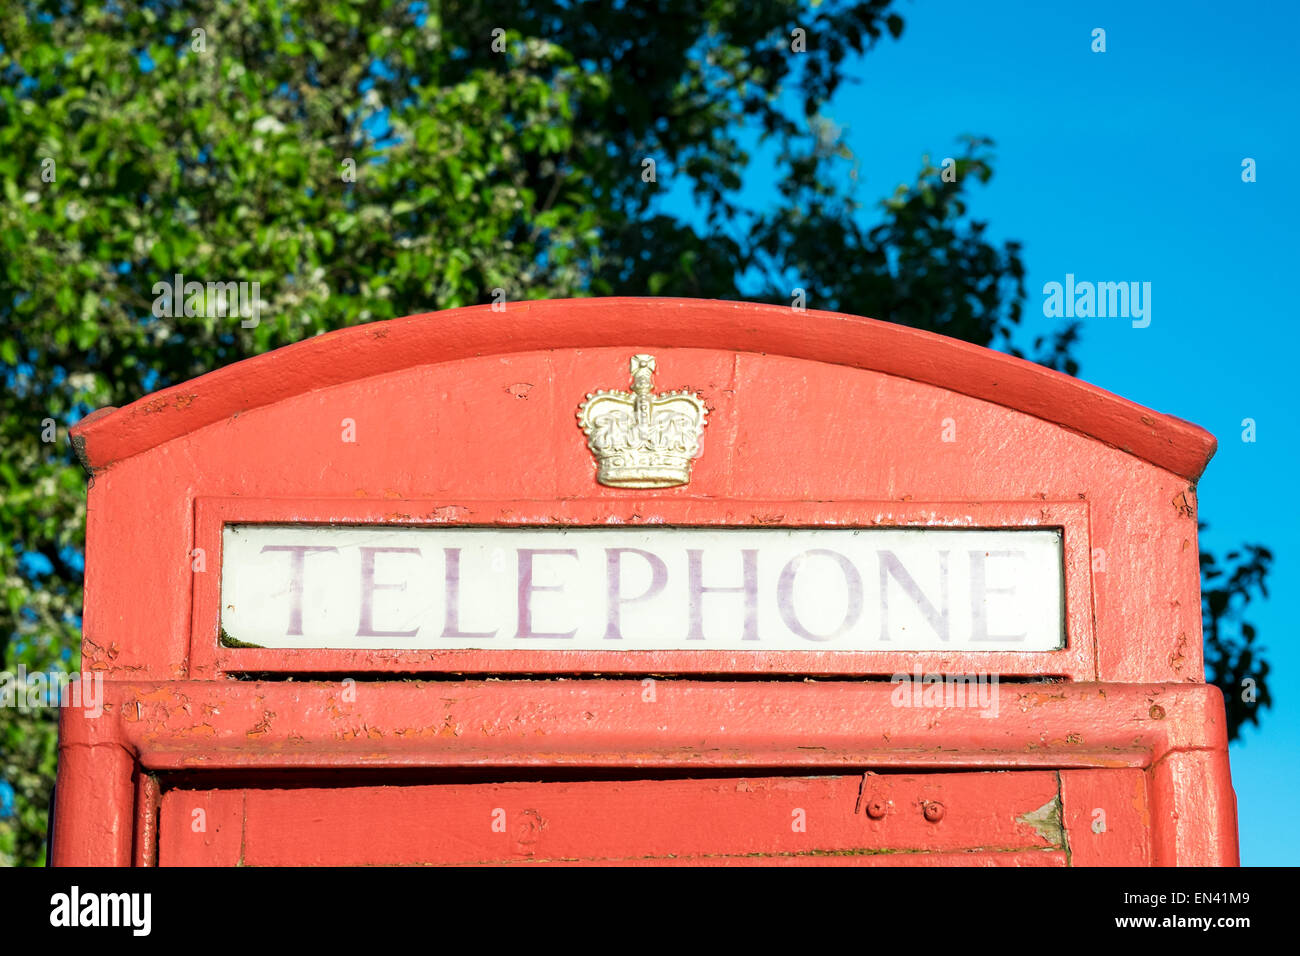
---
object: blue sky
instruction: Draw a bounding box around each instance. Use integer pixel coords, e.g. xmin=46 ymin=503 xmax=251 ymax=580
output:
xmin=832 ymin=0 xmax=1298 ymax=865
xmin=665 ymin=0 xmax=1297 ymax=863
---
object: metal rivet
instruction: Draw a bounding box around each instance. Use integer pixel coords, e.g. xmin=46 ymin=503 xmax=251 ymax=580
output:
xmin=923 ymin=801 xmax=945 ymax=823
xmin=866 ymin=797 xmax=888 ymax=819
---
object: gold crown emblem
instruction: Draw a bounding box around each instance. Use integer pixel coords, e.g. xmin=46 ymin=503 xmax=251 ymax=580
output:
xmin=577 ymin=354 xmax=707 ymax=488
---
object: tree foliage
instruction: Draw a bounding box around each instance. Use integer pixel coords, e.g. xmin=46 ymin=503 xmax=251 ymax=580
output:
xmin=1201 ymin=531 xmax=1273 ymax=742
xmin=0 ymin=0 xmax=1270 ymax=865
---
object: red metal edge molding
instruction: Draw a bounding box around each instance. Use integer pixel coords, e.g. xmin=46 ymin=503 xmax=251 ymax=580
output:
xmin=68 ymin=297 xmax=1218 ymax=480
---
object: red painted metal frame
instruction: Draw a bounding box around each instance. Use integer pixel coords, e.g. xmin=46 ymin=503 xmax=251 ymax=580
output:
xmin=54 ymin=679 xmax=1237 ymax=865
xmin=56 ymin=298 xmax=1234 ymax=867
xmin=191 ymin=496 xmax=1095 ymax=679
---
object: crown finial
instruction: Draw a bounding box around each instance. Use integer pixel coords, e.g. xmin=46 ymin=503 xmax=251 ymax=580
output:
xmin=577 ymin=354 xmax=707 ymax=488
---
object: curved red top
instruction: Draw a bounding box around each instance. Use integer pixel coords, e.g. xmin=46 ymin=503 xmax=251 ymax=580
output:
xmin=70 ymin=297 xmax=1217 ymax=480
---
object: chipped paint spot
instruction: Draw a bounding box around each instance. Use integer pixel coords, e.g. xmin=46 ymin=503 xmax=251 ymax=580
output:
xmin=1017 ymin=796 xmax=1065 ymax=847
xmin=1169 ymin=632 xmax=1188 ymax=673
xmin=1133 ymin=775 xmax=1150 ymax=830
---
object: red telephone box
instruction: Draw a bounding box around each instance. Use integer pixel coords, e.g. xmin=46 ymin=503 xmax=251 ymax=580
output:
xmin=54 ymin=297 xmax=1236 ymax=866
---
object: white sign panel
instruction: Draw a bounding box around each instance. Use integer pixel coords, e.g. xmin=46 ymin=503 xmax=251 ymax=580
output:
xmin=219 ymin=525 xmax=1064 ymax=652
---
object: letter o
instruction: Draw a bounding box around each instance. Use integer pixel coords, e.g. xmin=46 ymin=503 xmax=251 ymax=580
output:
xmin=777 ymin=549 xmax=863 ymax=642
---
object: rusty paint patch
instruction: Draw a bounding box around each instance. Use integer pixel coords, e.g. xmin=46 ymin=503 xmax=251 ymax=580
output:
xmin=1020 ymin=691 xmax=1068 ymax=707
xmin=142 ymin=393 xmax=197 ymax=414
xmin=247 ymin=710 xmax=276 ymax=737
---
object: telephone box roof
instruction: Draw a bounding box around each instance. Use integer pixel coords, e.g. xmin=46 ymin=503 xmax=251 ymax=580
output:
xmin=70 ymin=297 xmax=1216 ymax=481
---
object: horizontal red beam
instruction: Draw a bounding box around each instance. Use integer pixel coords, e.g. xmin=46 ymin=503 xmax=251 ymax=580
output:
xmin=60 ymin=679 xmax=1229 ymax=772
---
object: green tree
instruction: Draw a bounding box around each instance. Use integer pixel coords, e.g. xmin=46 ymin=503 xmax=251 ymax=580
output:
xmin=0 ymin=0 xmax=1270 ymax=866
